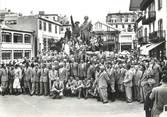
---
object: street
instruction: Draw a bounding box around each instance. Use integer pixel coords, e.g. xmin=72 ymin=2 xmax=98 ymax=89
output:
xmin=0 ymin=95 xmax=144 ymax=117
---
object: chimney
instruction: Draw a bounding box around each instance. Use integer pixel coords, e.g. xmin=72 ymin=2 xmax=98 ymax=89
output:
xmin=39 ymin=11 xmax=45 ymax=15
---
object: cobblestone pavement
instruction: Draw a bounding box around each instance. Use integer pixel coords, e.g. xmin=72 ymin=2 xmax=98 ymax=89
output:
xmin=0 ymin=95 xmax=144 ymax=117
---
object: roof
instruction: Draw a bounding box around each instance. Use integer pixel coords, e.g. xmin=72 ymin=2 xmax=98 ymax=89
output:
xmin=1 ymin=24 xmax=34 ymax=33
xmin=107 ymin=12 xmax=135 ymax=16
xmin=129 ymin=0 xmax=143 ymax=11
xmin=140 ymin=0 xmax=154 ymax=10
xmin=38 ymin=15 xmax=62 ymax=26
xmin=140 ymin=41 xmax=164 ymax=55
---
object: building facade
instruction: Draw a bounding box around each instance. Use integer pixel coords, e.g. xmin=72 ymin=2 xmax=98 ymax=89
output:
xmin=106 ymin=12 xmax=137 ymax=52
xmin=130 ymin=0 xmax=167 ymax=60
xmin=93 ymin=21 xmax=120 ymax=52
xmin=3 ymin=12 xmax=63 ymax=56
xmin=140 ymin=0 xmax=166 ymax=60
xmin=0 ymin=25 xmax=34 ymax=63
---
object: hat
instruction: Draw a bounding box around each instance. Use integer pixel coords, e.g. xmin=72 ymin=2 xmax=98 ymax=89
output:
xmin=75 ymin=21 xmax=80 ymax=24
xmin=100 ymin=65 xmax=105 ymax=70
xmin=148 ymin=78 xmax=156 ymax=85
xmin=59 ymin=62 xmax=64 ymax=67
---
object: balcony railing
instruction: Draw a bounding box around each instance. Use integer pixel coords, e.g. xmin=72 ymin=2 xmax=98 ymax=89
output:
xmin=142 ymin=11 xmax=156 ymax=25
xmin=149 ymin=30 xmax=166 ymax=43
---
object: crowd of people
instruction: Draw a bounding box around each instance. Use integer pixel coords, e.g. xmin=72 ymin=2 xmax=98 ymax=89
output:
xmin=1 ymin=49 xmax=167 ymax=117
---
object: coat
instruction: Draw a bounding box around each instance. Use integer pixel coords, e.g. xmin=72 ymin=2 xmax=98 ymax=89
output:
xmin=70 ymin=62 xmax=78 ymax=77
xmin=87 ymin=65 xmax=95 ymax=79
xmin=35 ymin=69 xmax=41 ymax=82
xmin=123 ymin=69 xmax=133 ymax=87
xmin=31 ymin=68 xmax=36 ymax=82
xmin=59 ymin=67 xmax=68 ymax=82
xmin=117 ymin=68 xmax=126 ymax=85
xmin=0 ymin=68 xmax=8 ymax=82
xmin=133 ymin=69 xmax=143 ymax=86
xmin=49 ymin=70 xmax=58 ymax=81
xmin=78 ymin=63 xmax=87 ymax=78
xmin=24 ymin=67 xmax=32 ymax=81
xmin=97 ymin=71 xmax=110 ymax=88
xmin=150 ymin=85 xmax=167 ymax=117
xmin=40 ymin=68 xmax=49 ymax=82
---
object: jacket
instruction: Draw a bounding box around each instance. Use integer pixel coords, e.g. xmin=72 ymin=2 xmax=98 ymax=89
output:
xmin=123 ymin=69 xmax=133 ymax=87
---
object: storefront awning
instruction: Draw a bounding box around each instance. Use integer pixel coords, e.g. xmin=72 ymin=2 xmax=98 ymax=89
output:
xmin=140 ymin=41 xmax=165 ymax=55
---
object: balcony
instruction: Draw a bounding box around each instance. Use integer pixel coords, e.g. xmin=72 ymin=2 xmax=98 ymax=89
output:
xmin=149 ymin=30 xmax=166 ymax=43
xmin=138 ymin=36 xmax=148 ymax=45
xmin=142 ymin=11 xmax=156 ymax=25
xmin=149 ymin=11 xmax=156 ymax=22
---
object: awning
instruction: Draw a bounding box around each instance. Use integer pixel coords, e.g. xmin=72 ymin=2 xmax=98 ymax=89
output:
xmin=140 ymin=41 xmax=164 ymax=55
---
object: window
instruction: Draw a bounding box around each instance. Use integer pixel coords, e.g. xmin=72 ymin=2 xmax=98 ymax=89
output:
xmin=43 ymin=38 xmax=47 ymax=51
xmin=14 ymin=50 xmax=23 ymax=59
xmin=158 ymin=19 xmax=163 ymax=31
xmin=131 ymin=18 xmax=135 ymax=22
xmin=55 ymin=25 xmax=57 ymax=33
xmin=145 ymin=28 xmax=147 ymax=37
xmin=43 ymin=22 xmax=46 ymax=31
xmin=125 ymin=18 xmax=128 ymax=22
xmin=5 ymin=20 xmax=17 ymax=25
xmin=2 ymin=32 xmax=12 ymax=42
xmin=158 ymin=0 xmax=162 ymax=10
xmin=24 ymin=50 xmax=31 ymax=59
xmin=2 ymin=50 xmax=12 ymax=60
xmin=128 ymin=25 xmax=132 ymax=32
xmin=122 ymin=24 xmax=125 ymax=28
xmin=24 ymin=34 xmax=31 ymax=43
xmin=13 ymin=33 xmax=23 ymax=43
xmin=59 ymin=27 xmax=63 ymax=34
xmin=39 ymin=20 xmax=42 ymax=30
xmin=153 ymin=22 xmax=155 ymax=32
xmin=48 ymin=23 xmax=52 ymax=32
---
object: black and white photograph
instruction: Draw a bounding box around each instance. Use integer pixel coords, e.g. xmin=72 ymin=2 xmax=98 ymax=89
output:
xmin=0 ymin=0 xmax=167 ymax=117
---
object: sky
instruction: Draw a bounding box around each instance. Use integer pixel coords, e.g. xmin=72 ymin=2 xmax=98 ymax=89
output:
xmin=0 ymin=0 xmax=131 ymax=23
